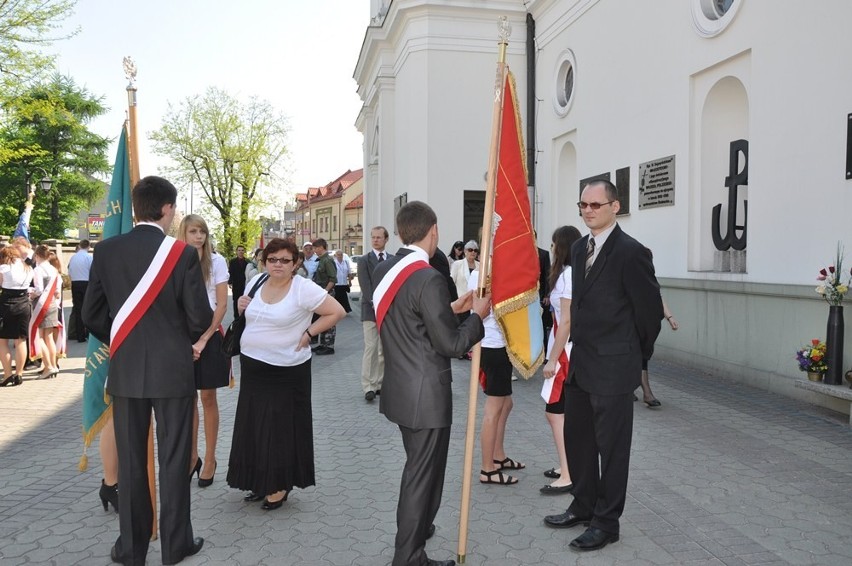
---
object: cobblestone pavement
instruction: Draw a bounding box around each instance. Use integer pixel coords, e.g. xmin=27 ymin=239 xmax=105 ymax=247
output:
xmin=1 ymin=304 xmax=851 ymax=565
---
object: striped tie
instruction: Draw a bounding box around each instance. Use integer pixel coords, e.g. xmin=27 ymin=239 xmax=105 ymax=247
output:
xmin=585 ymin=237 xmax=596 ymax=276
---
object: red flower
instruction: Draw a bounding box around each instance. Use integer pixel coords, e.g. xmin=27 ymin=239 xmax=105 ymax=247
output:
xmin=820 ymin=268 xmax=828 ymax=276
xmin=811 ymin=339 xmax=820 ymax=346
xmin=829 ymin=265 xmax=835 ymax=274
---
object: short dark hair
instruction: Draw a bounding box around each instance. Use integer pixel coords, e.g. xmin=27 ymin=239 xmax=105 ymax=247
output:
xmin=132 ymin=176 xmax=177 ymax=222
xmin=79 ymin=239 xmax=90 ymax=249
xmin=372 ymin=226 xmax=389 ymax=239
xmin=262 ymin=238 xmax=300 ymax=266
xmin=582 ymin=179 xmax=618 ymax=201
xmin=312 ymin=238 xmax=328 ymax=250
xmin=396 ymin=201 xmax=436 ymax=245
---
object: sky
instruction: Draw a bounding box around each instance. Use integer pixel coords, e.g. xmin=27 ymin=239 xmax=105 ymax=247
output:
xmin=50 ymin=0 xmax=369 ymax=212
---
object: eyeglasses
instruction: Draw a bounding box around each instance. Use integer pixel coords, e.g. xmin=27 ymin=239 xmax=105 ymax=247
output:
xmin=577 ymin=200 xmax=615 ymax=211
xmin=266 ymin=257 xmax=294 ymax=265
xmin=466 ymin=248 xmax=478 ymax=252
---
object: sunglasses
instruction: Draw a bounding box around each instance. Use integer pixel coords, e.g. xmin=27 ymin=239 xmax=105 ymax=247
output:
xmin=466 ymin=248 xmax=478 ymax=252
xmin=577 ymin=200 xmax=615 ymax=211
xmin=266 ymin=257 xmax=294 ymax=265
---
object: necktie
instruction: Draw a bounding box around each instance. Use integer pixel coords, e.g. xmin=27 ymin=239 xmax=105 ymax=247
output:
xmin=585 ymin=237 xmax=596 ymax=276
xmin=378 ymin=252 xmax=384 ymax=262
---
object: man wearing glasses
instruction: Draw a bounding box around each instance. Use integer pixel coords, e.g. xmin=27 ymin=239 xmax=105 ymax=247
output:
xmin=544 ymin=179 xmax=662 ymax=551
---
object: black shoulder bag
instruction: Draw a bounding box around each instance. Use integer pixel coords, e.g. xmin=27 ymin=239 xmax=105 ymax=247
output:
xmin=222 ymin=273 xmax=270 ymax=357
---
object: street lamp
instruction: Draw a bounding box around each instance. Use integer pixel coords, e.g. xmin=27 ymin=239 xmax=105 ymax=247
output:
xmin=24 ymin=167 xmax=53 ymax=198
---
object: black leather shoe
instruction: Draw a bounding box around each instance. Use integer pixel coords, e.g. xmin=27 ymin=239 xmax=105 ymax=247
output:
xmin=426 ymin=524 xmax=436 ymax=539
xmin=109 ymin=545 xmax=124 ymax=564
xmin=243 ymin=492 xmax=264 ymax=502
xmin=569 ymin=527 xmax=619 ymax=551
xmin=163 ymin=537 xmax=204 ymax=565
xmin=426 ymin=559 xmax=455 ymax=566
xmin=543 ymin=510 xmax=591 ymax=529
xmin=365 ymin=390 xmax=376 ymax=401
xmin=539 ymin=483 xmax=573 ymax=495
xmin=543 ymin=467 xmax=560 ymax=479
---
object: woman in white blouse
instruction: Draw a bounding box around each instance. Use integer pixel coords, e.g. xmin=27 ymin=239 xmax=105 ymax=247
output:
xmin=178 ymin=215 xmax=230 ymax=487
xmin=227 ymin=238 xmax=344 ymax=510
xmin=30 ymin=245 xmax=63 ymax=379
xmin=0 ymin=243 xmax=34 ymax=386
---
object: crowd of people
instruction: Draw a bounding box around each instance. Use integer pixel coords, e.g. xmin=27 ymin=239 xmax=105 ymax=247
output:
xmin=0 ymin=173 xmax=678 ymax=565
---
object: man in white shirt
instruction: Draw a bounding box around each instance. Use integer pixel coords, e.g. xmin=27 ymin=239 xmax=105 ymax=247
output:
xmin=301 ymin=242 xmax=319 ymax=280
xmin=357 ymin=226 xmax=389 ymax=402
xmin=68 ymin=239 xmax=93 ymax=342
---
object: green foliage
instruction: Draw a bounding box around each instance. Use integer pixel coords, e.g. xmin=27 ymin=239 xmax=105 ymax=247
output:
xmin=0 ymin=73 xmax=110 ymax=240
xmin=0 ymin=0 xmax=78 ymax=93
xmin=151 ymin=86 xmax=289 ymax=257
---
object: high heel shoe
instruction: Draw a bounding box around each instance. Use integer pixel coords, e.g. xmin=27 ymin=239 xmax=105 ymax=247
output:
xmin=99 ymin=480 xmax=119 ymax=513
xmin=198 ymin=460 xmax=217 ymax=488
xmin=189 ymin=457 xmax=202 ymax=480
xmin=261 ymin=491 xmax=289 ymax=510
xmin=0 ymin=375 xmax=14 ymax=387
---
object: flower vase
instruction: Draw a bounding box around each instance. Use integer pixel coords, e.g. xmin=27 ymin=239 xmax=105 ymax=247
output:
xmin=807 ymin=371 xmax=823 ymax=382
xmin=824 ymin=305 xmax=844 ymax=385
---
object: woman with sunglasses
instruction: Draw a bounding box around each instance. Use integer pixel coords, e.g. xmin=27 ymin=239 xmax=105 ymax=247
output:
xmin=178 ymin=214 xmax=230 ymax=486
xmin=227 ymin=238 xmax=345 ymax=510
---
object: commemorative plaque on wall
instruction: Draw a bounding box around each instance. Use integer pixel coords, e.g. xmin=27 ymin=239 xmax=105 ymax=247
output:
xmin=638 ymin=155 xmax=675 ymax=209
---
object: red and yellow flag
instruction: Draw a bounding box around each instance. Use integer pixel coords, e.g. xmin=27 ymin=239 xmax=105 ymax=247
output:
xmin=490 ymin=71 xmax=544 ymax=378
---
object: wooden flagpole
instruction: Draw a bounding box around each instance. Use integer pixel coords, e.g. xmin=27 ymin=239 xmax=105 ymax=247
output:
xmin=123 ymin=57 xmax=158 ymax=541
xmin=457 ymin=17 xmax=510 ymax=564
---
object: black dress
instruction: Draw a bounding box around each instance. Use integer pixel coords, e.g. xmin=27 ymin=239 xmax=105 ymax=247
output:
xmin=227 ymin=356 xmax=314 ymax=495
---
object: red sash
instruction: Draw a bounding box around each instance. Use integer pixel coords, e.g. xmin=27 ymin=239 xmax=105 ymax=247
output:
xmin=28 ymin=273 xmax=60 ymax=359
xmin=109 ymin=237 xmax=187 ymax=358
xmin=373 ymin=252 xmax=431 ymax=333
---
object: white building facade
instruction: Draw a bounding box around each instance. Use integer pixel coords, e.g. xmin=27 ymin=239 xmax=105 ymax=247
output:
xmin=354 ymin=0 xmax=852 ymax=417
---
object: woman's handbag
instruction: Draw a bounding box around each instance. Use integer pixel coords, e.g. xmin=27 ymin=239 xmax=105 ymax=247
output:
xmin=222 ymin=273 xmax=269 ymax=357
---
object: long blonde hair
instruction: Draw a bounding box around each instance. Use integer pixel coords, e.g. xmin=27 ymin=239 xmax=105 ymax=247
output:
xmin=178 ymin=214 xmax=212 ymax=283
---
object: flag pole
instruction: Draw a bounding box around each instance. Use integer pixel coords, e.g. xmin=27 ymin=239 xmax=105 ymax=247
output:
xmin=457 ymin=17 xmax=510 ymax=564
xmin=123 ymin=56 xmax=158 ymax=541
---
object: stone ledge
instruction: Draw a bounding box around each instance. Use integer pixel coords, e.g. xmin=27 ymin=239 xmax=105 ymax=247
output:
xmin=795 ymin=379 xmax=852 ymax=424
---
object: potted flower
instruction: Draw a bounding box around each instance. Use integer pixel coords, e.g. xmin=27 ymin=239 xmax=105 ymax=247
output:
xmin=796 ymin=339 xmax=828 ymax=381
xmin=815 ymin=242 xmax=852 ymax=384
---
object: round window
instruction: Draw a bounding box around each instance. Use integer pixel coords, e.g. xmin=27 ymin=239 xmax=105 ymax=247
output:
xmin=692 ymin=0 xmax=742 ymax=37
xmin=553 ymin=49 xmax=576 ymax=117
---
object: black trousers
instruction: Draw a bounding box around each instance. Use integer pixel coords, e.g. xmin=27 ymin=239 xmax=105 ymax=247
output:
xmin=564 ymin=378 xmax=634 ymax=534
xmin=393 ymin=425 xmax=450 ymax=566
xmin=112 ymin=395 xmax=195 ymax=565
xmin=70 ymin=281 xmax=88 ymax=340
xmin=231 ymin=285 xmax=245 ymax=322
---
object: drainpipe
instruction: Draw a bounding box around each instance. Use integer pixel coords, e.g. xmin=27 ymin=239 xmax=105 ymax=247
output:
xmin=526 ymin=13 xmax=537 ymax=227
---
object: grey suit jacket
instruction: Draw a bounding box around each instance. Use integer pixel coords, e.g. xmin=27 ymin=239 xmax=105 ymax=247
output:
xmin=569 ymin=225 xmax=662 ymax=396
xmin=82 ymin=225 xmax=213 ymax=399
xmin=374 ymin=248 xmax=484 ymax=429
xmin=357 ymin=250 xmax=382 ymax=322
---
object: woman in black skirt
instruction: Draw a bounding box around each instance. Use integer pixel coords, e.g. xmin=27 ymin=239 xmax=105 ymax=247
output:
xmin=227 ymin=238 xmax=345 ymax=510
xmin=179 ymin=215 xmax=230 ymax=486
xmin=0 ymin=243 xmax=34 ymax=387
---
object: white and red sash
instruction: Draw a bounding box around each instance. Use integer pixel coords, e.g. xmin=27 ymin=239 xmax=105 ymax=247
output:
xmin=28 ymin=273 xmax=60 ymax=360
xmin=110 ymin=236 xmax=187 ymax=358
xmin=373 ymin=248 xmax=431 ymax=333
xmin=541 ymin=318 xmax=571 ymax=404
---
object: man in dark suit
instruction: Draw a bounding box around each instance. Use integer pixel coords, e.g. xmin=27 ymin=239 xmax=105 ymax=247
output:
xmin=544 ymin=179 xmax=662 ymax=551
xmin=83 ymin=176 xmax=213 ymax=566
xmin=357 ymin=225 xmax=389 ymax=402
xmin=228 ymin=245 xmax=248 ymax=317
xmin=374 ymin=201 xmax=489 ymax=566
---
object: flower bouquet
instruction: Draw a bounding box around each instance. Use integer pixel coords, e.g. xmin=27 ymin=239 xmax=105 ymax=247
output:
xmin=796 ymin=339 xmax=827 ymax=378
xmin=815 ymin=243 xmax=851 ymax=306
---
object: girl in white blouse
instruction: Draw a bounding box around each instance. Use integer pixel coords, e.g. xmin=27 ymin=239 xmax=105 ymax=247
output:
xmin=0 ymin=244 xmax=34 ymax=387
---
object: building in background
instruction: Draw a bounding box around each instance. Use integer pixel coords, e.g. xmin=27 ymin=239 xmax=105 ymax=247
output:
xmin=294 ymin=168 xmax=364 ymax=254
xmin=354 ymin=0 xmax=852 ymax=417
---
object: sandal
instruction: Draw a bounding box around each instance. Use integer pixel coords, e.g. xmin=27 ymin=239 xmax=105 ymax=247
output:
xmin=479 ymin=469 xmax=518 ymax=485
xmin=494 ymin=457 xmax=525 ymax=470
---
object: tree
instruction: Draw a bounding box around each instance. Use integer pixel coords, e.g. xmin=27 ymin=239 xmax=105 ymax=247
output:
xmin=0 ymin=0 xmax=77 ymax=89
xmin=0 ymin=73 xmax=110 ymax=239
xmin=151 ymin=87 xmax=290 ymax=256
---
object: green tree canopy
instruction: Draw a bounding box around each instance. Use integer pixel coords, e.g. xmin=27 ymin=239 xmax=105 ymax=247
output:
xmin=151 ymin=86 xmax=290 ymax=256
xmin=0 ymin=73 xmax=110 ymax=239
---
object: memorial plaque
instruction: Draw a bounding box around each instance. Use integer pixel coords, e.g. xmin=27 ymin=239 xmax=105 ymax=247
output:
xmin=638 ymin=155 xmax=676 ymax=209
